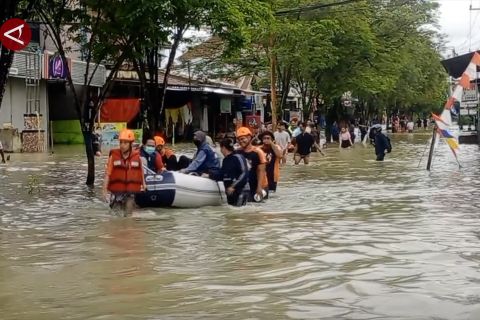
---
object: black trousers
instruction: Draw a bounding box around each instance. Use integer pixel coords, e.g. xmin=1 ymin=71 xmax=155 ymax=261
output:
xmin=177 ymin=155 xmax=192 ymax=170
xmin=376 ymin=153 xmax=385 ymax=161
xmin=227 ymin=189 xmax=250 ymax=206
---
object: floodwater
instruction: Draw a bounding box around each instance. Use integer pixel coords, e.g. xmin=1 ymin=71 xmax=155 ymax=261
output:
xmin=1 ymin=134 xmax=480 ymax=320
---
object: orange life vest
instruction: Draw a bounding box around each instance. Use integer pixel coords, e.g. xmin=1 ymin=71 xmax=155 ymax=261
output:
xmin=108 ymin=149 xmax=143 ymax=193
xmin=161 ymin=147 xmax=175 ymax=162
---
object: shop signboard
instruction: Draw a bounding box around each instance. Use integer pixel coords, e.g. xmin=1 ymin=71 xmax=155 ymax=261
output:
xmin=220 ymin=98 xmax=232 ymax=113
xmin=241 ymin=96 xmax=254 ymax=111
xmin=245 ymin=115 xmax=261 ymax=132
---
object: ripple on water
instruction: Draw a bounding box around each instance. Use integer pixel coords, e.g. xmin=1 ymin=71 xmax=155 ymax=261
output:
xmin=0 ymin=138 xmax=480 ymax=319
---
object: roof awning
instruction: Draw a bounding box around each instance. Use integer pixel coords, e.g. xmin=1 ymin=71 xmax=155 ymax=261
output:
xmin=241 ymin=89 xmax=267 ymax=95
xmin=202 ymin=87 xmax=234 ymax=95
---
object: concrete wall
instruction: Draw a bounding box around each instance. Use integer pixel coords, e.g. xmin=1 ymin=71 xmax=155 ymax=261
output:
xmin=41 ymin=25 xmax=83 ymax=61
xmin=0 ymin=77 xmax=49 ymax=130
xmin=0 ymin=77 xmax=49 ymax=146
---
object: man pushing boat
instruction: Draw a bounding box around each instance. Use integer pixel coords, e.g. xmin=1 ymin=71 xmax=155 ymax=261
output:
xmin=103 ymin=129 xmax=146 ymax=216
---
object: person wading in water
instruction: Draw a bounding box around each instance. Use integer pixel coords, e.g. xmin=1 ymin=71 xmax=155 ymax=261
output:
xmin=293 ymin=123 xmax=315 ymax=165
xmin=274 ymin=123 xmax=291 ymax=165
xmin=212 ymin=138 xmax=250 ymax=206
xmin=259 ymin=131 xmax=283 ymax=193
xmin=373 ymin=126 xmax=392 ymax=161
xmin=103 ymin=129 xmax=146 ymax=216
xmin=0 ymin=140 xmax=6 ymax=163
xmin=236 ymin=126 xmax=268 ymax=201
xmin=339 ymin=127 xmax=353 ymax=149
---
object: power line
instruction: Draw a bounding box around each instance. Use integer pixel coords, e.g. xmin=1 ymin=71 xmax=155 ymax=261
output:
xmin=275 ymin=0 xmax=424 ymax=18
xmin=275 ymin=0 xmax=364 ymax=16
xmin=298 ymin=0 xmax=415 ymax=15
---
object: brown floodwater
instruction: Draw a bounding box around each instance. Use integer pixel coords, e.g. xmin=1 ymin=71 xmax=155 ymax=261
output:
xmin=1 ymin=134 xmax=480 ymax=320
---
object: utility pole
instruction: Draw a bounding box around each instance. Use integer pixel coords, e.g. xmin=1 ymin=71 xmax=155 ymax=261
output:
xmin=470 ymin=4 xmax=480 ymax=51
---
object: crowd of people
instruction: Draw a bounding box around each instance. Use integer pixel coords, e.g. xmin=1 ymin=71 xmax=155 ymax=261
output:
xmin=102 ymin=117 xmax=394 ymax=215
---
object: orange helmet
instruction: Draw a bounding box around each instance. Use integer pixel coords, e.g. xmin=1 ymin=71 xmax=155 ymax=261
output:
xmin=236 ymin=126 xmax=252 ymax=137
xmin=154 ymin=136 xmax=165 ymax=146
xmin=118 ymin=129 xmax=135 ymax=142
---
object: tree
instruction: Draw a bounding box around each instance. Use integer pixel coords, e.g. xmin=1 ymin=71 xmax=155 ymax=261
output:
xmin=133 ymin=0 xmax=271 ymax=134
xmin=179 ymin=0 xmax=448 ymax=129
xmin=36 ymin=0 xmax=154 ymax=185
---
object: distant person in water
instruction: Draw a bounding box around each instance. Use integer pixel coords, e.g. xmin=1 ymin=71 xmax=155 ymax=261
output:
xmin=373 ymin=126 xmax=392 ymax=161
xmin=339 ymin=127 xmax=353 ymax=149
xmin=293 ymin=123 xmax=315 ymax=165
xmin=92 ymin=130 xmax=102 ymax=157
xmin=0 ymin=140 xmax=5 ymax=163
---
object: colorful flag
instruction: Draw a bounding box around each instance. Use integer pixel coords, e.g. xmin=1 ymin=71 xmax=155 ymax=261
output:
xmin=433 ymin=52 xmax=480 ymax=159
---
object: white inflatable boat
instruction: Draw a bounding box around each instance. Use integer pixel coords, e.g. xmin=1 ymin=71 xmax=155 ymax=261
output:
xmin=135 ymin=169 xmax=226 ymax=208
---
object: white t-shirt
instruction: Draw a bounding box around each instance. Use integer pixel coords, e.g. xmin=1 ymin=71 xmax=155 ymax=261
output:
xmin=0 ymin=141 xmax=3 ymax=150
xmin=292 ymin=127 xmax=302 ymax=138
xmin=274 ymin=131 xmax=291 ymax=150
xmin=407 ymin=122 xmax=414 ymax=130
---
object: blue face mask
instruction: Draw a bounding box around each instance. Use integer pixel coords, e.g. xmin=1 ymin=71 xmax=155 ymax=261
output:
xmin=145 ymin=146 xmax=155 ymax=154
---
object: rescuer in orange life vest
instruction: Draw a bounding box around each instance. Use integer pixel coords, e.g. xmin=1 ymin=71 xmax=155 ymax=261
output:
xmin=154 ymin=136 xmax=178 ymax=171
xmin=235 ymin=126 xmax=268 ymax=201
xmin=103 ymin=129 xmax=146 ymax=216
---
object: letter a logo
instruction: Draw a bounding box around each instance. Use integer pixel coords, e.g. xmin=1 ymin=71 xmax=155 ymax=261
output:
xmin=0 ymin=18 xmax=31 ymax=51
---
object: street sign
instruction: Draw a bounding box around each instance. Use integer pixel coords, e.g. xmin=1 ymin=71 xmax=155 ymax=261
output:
xmin=0 ymin=18 xmax=31 ymax=51
xmin=462 ymin=84 xmax=477 ymax=102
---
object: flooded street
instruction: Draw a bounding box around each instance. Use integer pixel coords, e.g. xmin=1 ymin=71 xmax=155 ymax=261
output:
xmin=1 ymin=134 xmax=480 ymax=320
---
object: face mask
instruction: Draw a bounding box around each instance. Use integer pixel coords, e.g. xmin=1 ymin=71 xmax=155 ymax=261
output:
xmin=145 ymin=146 xmax=155 ymax=154
xmin=193 ymin=139 xmax=202 ymax=147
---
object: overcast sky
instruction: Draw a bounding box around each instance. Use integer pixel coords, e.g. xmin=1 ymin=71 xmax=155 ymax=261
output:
xmin=437 ymin=0 xmax=480 ymax=56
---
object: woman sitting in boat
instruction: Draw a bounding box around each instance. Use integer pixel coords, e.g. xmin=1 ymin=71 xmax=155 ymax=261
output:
xmin=139 ymin=138 xmax=165 ymax=173
xmin=154 ymin=136 xmax=177 ymax=171
xmin=211 ymin=138 xmax=250 ymax=206
xmin=179 ymin=130 xmax=220 ymax=177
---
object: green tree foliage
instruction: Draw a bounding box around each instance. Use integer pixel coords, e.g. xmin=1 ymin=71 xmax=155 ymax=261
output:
xmin=35 ymin=0 xmax=164 ymax=185
xmin=131 ymin=0 xmax=271 ymax=133
xmin=184 ymin=0 xmax=448 ymax=123
xmin=33 ymin=0 xmax=271 ymax=183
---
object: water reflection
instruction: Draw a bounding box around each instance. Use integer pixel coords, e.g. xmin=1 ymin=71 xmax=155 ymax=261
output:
xmin=1 ymin=135 xmax=480 ymax=319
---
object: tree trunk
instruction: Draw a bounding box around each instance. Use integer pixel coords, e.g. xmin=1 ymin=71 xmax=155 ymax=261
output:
xmin=0 ymin=48 xmax=14 ymax=110
xmin=147 ymin=46 xmax=159 ymax=134
xmin=133 ymin=58 xmax=150 ymax=134
xmin=279 ymin=65 xmax=292 ymax=113
xmin=269 ymin=36 xmax=278 ymax=130
xmin=82 ymin=130 xmax=95 ymax=185
xmin=159 ymin=26 xmax=185 ymax=124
